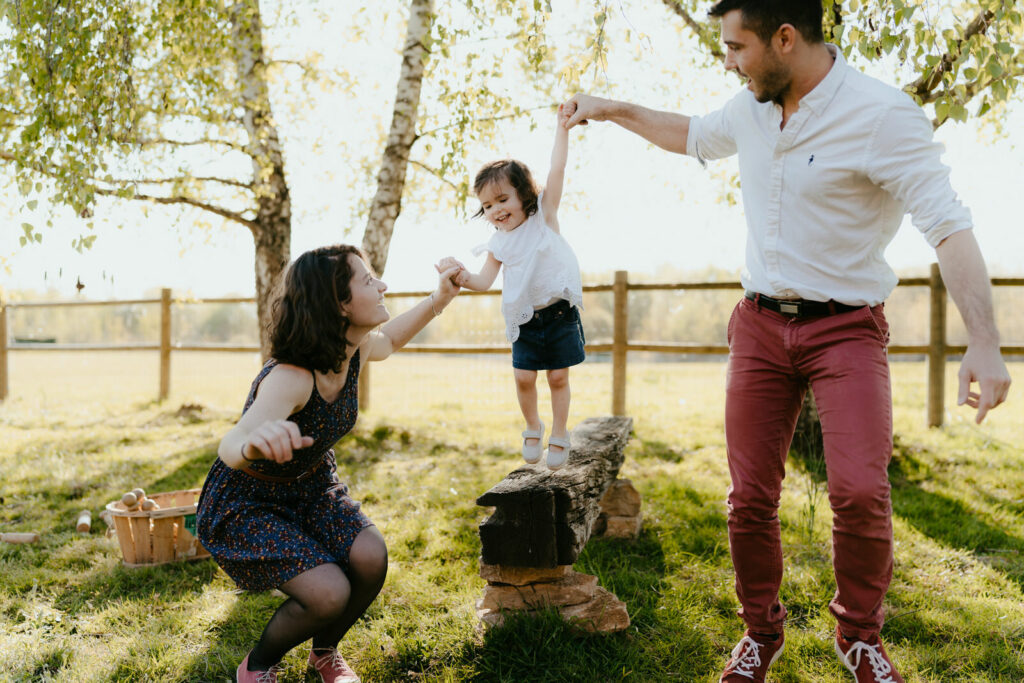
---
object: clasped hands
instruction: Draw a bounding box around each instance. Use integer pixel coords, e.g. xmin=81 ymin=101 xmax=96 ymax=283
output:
xmin=436 ymin=256 xmax=470 ymax=287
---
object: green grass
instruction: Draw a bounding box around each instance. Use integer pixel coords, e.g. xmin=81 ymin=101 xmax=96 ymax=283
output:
xmin=1 ymin=353 xmax=1023 ymax=681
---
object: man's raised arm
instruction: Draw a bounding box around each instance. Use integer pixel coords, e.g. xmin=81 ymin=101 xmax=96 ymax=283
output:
xmin=563 ymin=93 xmax=691 ymax=155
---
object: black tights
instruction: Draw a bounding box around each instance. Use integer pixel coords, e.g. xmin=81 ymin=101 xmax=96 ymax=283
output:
xmin=248 ymin=527 xmax=388 ymax=671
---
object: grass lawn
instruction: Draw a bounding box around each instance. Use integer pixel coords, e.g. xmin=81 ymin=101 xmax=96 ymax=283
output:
xmin=1 ymin=352 xmax=1022 ymax=682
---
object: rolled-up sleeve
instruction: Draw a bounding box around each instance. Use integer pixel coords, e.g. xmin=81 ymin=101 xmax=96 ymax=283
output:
xmin=687 ymin=98 xmax=738 ymax=165
xmin=864 ymin=98 xmax=972 ymax=247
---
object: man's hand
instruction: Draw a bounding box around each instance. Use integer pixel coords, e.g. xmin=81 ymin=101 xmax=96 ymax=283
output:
xmin=563 ymin=93 xmax=610 ymax=129
xmin=957 ymin=344 xmax=1011 ymax=423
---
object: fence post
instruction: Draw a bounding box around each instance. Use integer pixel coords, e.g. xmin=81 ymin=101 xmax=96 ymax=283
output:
xmin=927 ymin=263 xmax=946 ymax=428
xmin=159 ymin=288 xmax=172 ymax=401
xmin=0 ymin=302 xmax=7 ymax=401
xmin=612 ymin=270 xmax=628 ymax=416
xmin=358 ymin=362 xmax=370 ymax=411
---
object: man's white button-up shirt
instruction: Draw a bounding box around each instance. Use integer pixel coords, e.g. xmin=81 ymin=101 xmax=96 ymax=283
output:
xmin=686 ymin=45 xmax=972 ymax=306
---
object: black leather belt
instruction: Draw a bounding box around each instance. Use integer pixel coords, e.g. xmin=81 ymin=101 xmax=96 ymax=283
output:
xmin=745 ymin=291 xmax=863 ymax=317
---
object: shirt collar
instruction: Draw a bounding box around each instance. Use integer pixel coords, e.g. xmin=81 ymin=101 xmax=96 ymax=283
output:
xmin=797 ymin=43 xmax=846 ymax=116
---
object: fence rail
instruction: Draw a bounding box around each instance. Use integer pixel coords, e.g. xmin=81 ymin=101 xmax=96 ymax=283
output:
xmin=2 ymin=266 xmax=1022 ymax=427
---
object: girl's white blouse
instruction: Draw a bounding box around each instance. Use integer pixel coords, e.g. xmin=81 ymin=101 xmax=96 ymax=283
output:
xmin=472 ymin=194 xmax=583 ymax=342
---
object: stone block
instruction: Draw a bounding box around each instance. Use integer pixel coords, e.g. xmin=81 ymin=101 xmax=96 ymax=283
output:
xmin=599 ymin=479 xmax=642 ymax=517
xmin=479 ymin=571 xmax=598 ymax=611
xmin=477 ymin=585 xmax=630 ymax=634
xmin=559 ymin=586 xmax=631 ymax=633
xmin=602 ymin=514 xmax=643 ymax=539
xmin=479 ymin=562 xmax=572 ymax=586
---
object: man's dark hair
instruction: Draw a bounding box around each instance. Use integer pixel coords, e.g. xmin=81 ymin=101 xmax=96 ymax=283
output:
xmin=472 ymin=159 xmax=540 ymax=221
xmin=709 ymin=0 xmax=824 ymax=45
xmin=270 ymin=244 xmax=366 ymax=374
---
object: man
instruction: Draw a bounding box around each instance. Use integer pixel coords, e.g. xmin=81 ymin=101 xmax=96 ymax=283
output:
xmin=563 ymin=1 xmax=1011 ymax=681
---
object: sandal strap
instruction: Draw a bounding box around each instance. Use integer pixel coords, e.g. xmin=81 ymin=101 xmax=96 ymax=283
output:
xmin=548 ymin=436 xmax=571 ymax=448
xmin=522 ymin=422 xmax=544 ymax=440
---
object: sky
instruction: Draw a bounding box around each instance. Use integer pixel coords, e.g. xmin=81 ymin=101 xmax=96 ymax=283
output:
xmin=3 ymin=3 xmax=1023 ymax=301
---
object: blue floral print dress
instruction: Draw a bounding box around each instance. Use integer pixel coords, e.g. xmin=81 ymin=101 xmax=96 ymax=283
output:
xmin=197 ymin=351 xmax=372 ymax=591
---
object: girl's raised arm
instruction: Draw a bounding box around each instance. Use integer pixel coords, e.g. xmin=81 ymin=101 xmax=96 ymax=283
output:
xmin=541 ymin=105 xmax=571 ymax=233
xmin=362 ymin=264 xmax=462 ymax=361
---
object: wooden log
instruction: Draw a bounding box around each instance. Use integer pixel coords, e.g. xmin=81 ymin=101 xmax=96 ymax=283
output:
xmin=476 ymin=416 xmax=633 ymax=568
xmin=1 ymin=532 xmax=40 ymax=544
xmin=76 ymin=510 xmax=92 ymax=533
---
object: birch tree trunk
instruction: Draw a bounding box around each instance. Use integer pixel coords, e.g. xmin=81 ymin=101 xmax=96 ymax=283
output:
xmin=232 ymin=0 xmax=292 ymax=358
xmin=361 ymin=0 xmax=434 ymax=275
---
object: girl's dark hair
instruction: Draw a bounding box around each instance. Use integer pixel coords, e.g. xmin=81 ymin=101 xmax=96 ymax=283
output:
xmin=709 ymin=0 xmax=824 ymax=45
xmin=269 ymin=244 xmax=365 ymax=374
xmin=472 ymin=159 xmax=540 ymax=221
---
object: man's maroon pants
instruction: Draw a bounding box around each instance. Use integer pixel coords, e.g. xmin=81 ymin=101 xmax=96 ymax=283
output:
xmin=725 ymin=296 xmax=894 ymax=640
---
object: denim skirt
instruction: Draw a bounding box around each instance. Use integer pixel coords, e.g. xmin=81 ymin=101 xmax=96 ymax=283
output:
xmin=512 ymin=299 xmax=586 ymax=370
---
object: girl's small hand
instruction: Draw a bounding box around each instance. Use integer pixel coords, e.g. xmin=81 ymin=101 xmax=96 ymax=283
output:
xmin=435 ymin=256 xmax=464 ymax=273
xmin=558 ymin=102 xmax=575 ymax=126
xmin=243 ymin=420 xmax=314 ymax=464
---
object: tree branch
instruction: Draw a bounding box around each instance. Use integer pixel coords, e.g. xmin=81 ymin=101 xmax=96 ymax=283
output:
xmin=0 ymin=148 xmax=257 ymax=230
xmin=117 ymin=174 xmax=253 ymax=189
xmin=131 ymin=136 xmax=248 ymax=152
xmin=416 ymin=103 xmax=554 ymax=141
xmin=905 ymin=8 xmax=995 ymax=102
xmin=408 ymin=159 xmax=460 ymax=191
xmin=93 ymin=187 xmax=258 ymax=229
xmin=660 ymin=0 xmax=724 ymax=61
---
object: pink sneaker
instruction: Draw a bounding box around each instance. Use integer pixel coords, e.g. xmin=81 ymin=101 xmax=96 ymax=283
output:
xmin=720 ymin=630 xmax=785 ymax=682
xmin=235 ymin=652 xmax=284 ymax=683
xmin=308 ymin=648 xmax=361 ymax=683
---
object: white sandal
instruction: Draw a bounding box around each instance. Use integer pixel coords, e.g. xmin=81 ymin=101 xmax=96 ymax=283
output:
xmin=521 ymin=421 xmax=544 ymax=464
xmin=545 ymin=435 xmax=571 ymax=470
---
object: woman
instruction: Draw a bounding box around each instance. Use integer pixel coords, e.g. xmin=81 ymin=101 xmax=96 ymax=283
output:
xmin=197 ymin=244 xmax=461 ymax=683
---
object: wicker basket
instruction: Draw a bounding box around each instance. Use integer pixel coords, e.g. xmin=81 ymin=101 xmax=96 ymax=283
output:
xmin=105 ymin=488 xmax=211 ymax=568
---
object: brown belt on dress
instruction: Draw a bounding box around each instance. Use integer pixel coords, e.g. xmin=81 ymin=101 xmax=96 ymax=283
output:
xmin=241 ymin=453 xmax=328 ymax=483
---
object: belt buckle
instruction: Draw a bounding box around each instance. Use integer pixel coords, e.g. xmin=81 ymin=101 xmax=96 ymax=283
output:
xmin=779 ymin=301 xmax=801 ymax=316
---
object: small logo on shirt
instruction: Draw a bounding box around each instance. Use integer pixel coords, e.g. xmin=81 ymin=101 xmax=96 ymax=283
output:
xmin=808 ymin=154 xmax=815 ymax=166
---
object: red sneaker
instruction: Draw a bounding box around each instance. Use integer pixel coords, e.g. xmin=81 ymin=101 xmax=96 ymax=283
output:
xmin=308 ymin=647 xmax=361 ymax=683
xmin=235 ymin=652 xmax=283 ymax=683
xmin=834 ymin=628 xmax=904 ymax=683
xmin=720 ymin=630 xmax=785 ymax=682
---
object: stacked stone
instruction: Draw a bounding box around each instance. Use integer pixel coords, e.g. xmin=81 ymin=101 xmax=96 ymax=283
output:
xmin=475 ymin=416 xmax=637 ymax=634
xmin=476 ymin=563 xmax=630 ymax=633
xmin=594 ymin=479 xmax=643 ymax=539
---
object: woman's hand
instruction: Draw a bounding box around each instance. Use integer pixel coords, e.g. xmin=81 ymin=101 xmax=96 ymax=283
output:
xmin=241 ymin=420 xmax=314 ymax=465
xmin=434 ymin=263 xmax=462 ymax=310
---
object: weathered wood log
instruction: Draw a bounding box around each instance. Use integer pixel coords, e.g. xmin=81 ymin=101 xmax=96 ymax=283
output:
xmin=476 ymin=416 xmax=633 ymax=568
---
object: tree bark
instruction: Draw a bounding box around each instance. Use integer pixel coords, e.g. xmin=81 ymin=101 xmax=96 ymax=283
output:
xmin=361 ymin=0 xmax=434 ymax=275
xmin=231 ymin=0 xmax=292 ymax=358
xmin=476 ymin=416 xmax=634 ymax=568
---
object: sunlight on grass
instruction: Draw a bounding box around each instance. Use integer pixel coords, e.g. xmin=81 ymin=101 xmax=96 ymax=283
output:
xmin=1 ymin=353 xmax=1022 ymax=681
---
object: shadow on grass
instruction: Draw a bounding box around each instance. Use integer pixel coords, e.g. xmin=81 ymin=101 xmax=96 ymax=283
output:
xmin=53 ymin=554 xmax=220 ymax=614
xmin=880 ymin=591 xmax=1024 ymax=681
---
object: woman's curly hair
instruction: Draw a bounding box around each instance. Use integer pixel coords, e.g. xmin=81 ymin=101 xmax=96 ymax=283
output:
xmin=472 ymin=159 xmax=540 ymax=222
xmin=269 ymin=244 xmax=366 ymax=374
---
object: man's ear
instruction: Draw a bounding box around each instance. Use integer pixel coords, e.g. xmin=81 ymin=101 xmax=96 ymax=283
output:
xmin=774 ymin=23 xmax=798 ymax=54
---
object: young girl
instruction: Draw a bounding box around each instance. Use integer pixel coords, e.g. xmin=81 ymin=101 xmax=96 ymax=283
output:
xmin=439 ymin=105 xmax=584 ymax=470
xmin=197 ymin=245 xmax=461 ymax=683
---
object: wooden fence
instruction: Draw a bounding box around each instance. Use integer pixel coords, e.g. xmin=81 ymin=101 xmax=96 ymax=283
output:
xmin=1 ymin=265 xmax=1021 ymax=427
